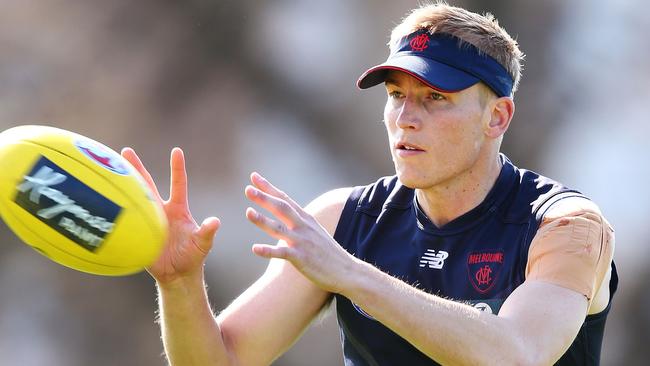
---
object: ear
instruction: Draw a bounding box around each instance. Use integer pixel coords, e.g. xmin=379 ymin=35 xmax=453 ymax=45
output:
xmin=485 ymin=97 xmax=515 ymax=139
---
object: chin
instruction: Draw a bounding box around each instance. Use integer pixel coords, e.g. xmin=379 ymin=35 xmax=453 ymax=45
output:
xmin=394 ymin=163 xmax=426 ymax=188
xmin=395 ymin=165 xmax=456 ymax=190
xmin=395 ymin=171 xmax=432 ymax=189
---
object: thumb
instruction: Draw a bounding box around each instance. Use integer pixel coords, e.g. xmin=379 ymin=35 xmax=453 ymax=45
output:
xmin=196 ymin=217 xmax=221 ymax=252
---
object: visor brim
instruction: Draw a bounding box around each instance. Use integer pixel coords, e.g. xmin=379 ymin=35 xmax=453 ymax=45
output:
xmin=357 ymin=55 xmax=480 ymax=92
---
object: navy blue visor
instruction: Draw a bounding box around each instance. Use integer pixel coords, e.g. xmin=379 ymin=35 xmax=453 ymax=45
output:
xmin=357 ymin=30 xmax=514 ymax=97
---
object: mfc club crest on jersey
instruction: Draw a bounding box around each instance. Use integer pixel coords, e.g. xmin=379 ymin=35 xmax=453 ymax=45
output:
xmin=75 ymin=139 xmax=129 ymax=175
xmin=467 ymin=251 xmax=504 ymax=293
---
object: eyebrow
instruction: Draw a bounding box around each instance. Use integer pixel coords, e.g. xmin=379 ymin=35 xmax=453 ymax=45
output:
xmin=384 ymin=78 xmax=439 ymax=93
xmin=384 ymin=79 xmax=400 ymax=87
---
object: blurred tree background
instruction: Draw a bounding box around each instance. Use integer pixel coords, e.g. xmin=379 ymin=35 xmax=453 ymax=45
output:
xmin=1 ymin=0 xmax=648 ymax=365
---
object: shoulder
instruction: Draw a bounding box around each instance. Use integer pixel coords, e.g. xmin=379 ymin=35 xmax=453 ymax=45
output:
xmin=493 ymin=156 xmax=577 ymax=222
xmin=304 ymin=187 xmax=354 ymax=235
xmin=543 ymin=196 xmax=602 ymax=222
xmin=538 ymin=195 xmax=614 ymax=253
xmin=542 ymin=196 xmax=607 ymax=227
xmin=516 ymin=167 xmax=570 ymax=214
xmin=540 ymin=195 xmax=615 ymax=262
xmin=303 ymin=176 xmax=405 ymax=235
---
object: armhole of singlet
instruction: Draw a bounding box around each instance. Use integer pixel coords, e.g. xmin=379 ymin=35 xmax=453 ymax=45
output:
xmin=520 ymin=190 xmax=587 ymax=283
xmin=533 ymin=190 xmax=587 ymax=224
xmin=337 ymin=312 xmax=382 ymax=366
xmin=333 ymin=186 xmax=366 ymax=250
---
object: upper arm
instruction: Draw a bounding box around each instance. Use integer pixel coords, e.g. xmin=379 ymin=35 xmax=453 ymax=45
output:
xmin=497 ymin=197 xmax=615 ymax=364
xmin=526 ymin=196 xmax=615 ymax=311
xmin=217 ymin=187 xmax=352 ymax=366
xmin=498 ymin=280 xmax=589 ymax=365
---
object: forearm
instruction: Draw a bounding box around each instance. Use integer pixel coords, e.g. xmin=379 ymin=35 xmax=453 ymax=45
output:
xmin=157 ymin=273 xmax=233 ymax=366
xmin=340 ymin=261 xmax=527 ymax=366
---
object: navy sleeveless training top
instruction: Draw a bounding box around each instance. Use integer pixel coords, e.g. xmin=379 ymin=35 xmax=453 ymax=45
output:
xmin=333 ymin=154 xmax=618 ymax=366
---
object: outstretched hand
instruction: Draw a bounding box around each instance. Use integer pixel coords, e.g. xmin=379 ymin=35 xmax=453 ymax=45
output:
xmin=245 ymin=172 xmax=356 ymax=294
xmin=121 ymin=147 xmax=221 ymax=285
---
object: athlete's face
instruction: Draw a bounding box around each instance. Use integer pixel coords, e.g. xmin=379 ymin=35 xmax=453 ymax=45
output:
xmin=383 ymin=70 xmax=492 ymax=189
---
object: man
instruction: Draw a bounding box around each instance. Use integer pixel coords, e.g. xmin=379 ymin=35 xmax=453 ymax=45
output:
xmin=122 ymin=3 xmax=617 ymax=365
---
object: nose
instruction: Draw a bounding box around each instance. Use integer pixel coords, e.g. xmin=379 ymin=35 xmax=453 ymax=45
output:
xmin=395 ymin=96 xmax=421 ymax=130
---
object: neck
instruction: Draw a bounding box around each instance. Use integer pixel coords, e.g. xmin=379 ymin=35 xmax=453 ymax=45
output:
xmin=416 ymin=153 xmax=503 ymax=228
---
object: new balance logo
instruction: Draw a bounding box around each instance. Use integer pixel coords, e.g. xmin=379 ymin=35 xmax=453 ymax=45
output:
xmin=419 ymin=249 xmax=449 ymax=269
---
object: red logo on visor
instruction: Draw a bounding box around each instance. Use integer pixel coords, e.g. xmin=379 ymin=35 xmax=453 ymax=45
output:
xmin=409 ymin=34 xmax=430 ymax=51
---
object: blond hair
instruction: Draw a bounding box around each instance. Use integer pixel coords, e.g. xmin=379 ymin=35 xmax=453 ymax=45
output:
xmin=390 ymin=2 xmax=524 ymax=94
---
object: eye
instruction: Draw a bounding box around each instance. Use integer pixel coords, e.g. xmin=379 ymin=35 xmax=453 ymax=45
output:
xmin=429 ymin=91 xmax=446 ymax=101
xmin=388 ymin=90 xmax=404 ymax=99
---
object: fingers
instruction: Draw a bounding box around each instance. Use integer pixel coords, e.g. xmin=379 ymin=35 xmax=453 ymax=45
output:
xmin=245 ymin=185 xmax=302 ymax=228
xmin=246 ymin=207 xmax=293 ymax=241
xmin=169 ymin=147 xmax=189 ymax=207
xmin=121 ymin=147 xmax=163 ymax=203
xmin=250 ymin=172 xmax=303 ymax=213
xmin=247 ymin=207 xmax=297 ymax=260
xmin=122 ymin=147 xmax=189 ymax=207
xmin=252 ymin=243 xmax=294 ymax=260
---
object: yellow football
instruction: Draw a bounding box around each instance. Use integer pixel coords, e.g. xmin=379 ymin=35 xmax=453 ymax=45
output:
xmin=0 ymin=125 xmax=167 ymax=276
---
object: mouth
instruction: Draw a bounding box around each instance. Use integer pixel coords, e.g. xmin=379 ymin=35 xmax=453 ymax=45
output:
xmin=395 ymin=141 xmax=425 ymax=152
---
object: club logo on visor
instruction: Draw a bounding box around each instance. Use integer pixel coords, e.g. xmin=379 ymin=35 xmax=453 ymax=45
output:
xmin=409 ymin=33 xmax=430 ymax=52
